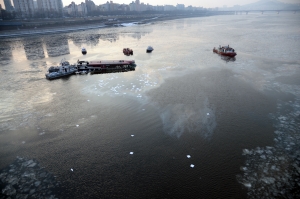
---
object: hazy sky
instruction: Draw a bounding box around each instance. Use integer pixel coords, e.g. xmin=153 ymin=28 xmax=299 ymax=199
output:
xmin=0 ymin=0 xmax=299 ymax=9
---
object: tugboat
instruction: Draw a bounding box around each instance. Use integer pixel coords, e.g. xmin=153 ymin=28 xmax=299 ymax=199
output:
xmin=45 ymin=60 xmax=77 ymax=80
xmin=123 ymin=48 xmax=133 ymax=56
xmin=213 ymin=45 xmax=236 ymax=57
xmin=82 ymin=47 xmax=87 ymax=55
xmin=146 ymin=46 xmax=154 ymax=53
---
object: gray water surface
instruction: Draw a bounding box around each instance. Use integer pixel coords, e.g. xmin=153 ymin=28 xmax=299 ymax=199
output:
xmin=0 ymin=13 xmax=299 ymax=199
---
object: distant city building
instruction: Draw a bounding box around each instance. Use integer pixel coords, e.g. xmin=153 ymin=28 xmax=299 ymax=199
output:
xmin=33 ymin=0 xmax=37 ymax=10
xmin=4 ymin=0 xmax=14 ymax=12
xmin=36 ymin=0 xmax=63 ymax=17
xmin=129 ymin=1 xmax=135 ymax=11
xmin=66 ymin=1 xmax=77 ymax=16
xmin=78 ymin=2 xmax=87 ymax=16
xmin=176 ymin=4 xmax=185 ymax=10
xmin=164 ymin=5 xmax=176 ymax=11
xmin=135 ymin=0 xmax=140 ymax=11
xmin=13 ymin=0 xmax=35 ymax=17
xmin=85 ymin=0 xmax=96 ymax=13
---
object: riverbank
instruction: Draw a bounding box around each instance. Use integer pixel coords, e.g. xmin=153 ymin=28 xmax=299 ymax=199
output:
xmin=0 ymin=11 xmax=232 ymax=38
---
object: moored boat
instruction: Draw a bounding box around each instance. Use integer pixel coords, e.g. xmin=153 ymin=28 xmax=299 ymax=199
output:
xmin=146 ymin=46 xmax=154 ymax=53
xmin=213 ymin=45 xmax=236 ymax=57
xmin=77 ymin=59 xmax=136 ymax=72
xmin=46 ymin=61 xmax=77 ymax=80
xmin=123 ymin=48 xmax=133 ymax=56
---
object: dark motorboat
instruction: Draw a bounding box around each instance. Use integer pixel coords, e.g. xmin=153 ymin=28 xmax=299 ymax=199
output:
xmin=213 ymin=45 xmax=236 ymax=57
xmin=146 ymin=46 xmax=154 ymax=53
xmin=82 ymin=47 xmax=87 ymax=55
xmin=123 ymin=48 xmax=133 ymax=56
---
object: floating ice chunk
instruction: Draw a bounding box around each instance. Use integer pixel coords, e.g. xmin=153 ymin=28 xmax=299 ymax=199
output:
xmin=260 ymin=155 xmax=266 ymax=159
xmin=242 ymin=149 xmax=251 ymax=155
xmin=28 ymin=163 xmax=37 ymax=167
xmin=190 ymin=164 xmax=195 ymax=168
xmin=87 ymin=100 xmax=90 ymax=102
xmin=261 ymin=177 xmax=275 ymax=184
xmin=207 ymin=113 xmax=210 ymax=116
xmin=22 ymin=141 xmax=26 ymax=144
xmin=131 ymin=135 xmax=134 ymax=137
xmin=71 ymin=168 xmax=73 ymax=172
xmin=142 ymin=109 xmax=145 ymax=111
xmin=187 ymin=155 xmax=191 ymax=158
xmin=34 ymin=181 xmax=41 ymax=187
xmin=243 ymin=182 xmax=252 ymax=188
xmin=76 ymin=125 xmax=79 ymax=127
xmin=129 ymin=152 xmax=134 ymax=155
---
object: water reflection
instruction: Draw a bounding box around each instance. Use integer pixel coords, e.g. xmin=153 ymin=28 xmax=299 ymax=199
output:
xmin=0 ymin=41 xmax=13 ymax=63
xmin=70 ymin=33 xmax=101 ymax=47
xmin=44 ymin=36 xmax=70 ymax=57
xmin=221 ymin=56 xmax=236 ymax=63
xmin=23 ymin=39 xmax=45 ymax=60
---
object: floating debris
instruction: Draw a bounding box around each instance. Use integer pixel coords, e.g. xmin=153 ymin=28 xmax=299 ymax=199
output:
xmin=190 ymin=164 xmax=195 ymax=168
xmin=70 ymin=168 xmax=73 ymax=172
xmin=129 ymin=152 xmax=134 ymax=155
xmin=187 ymin=155 xmax=191 ymax=158
xmin=0 ymin=157 xmax=61 ymax=198
xmin=131 ymin=135 xmax=134 ymax=137
xmin=76 ymin=125 xmax=79 ymax=127
xmin=207 ymin=113 xmax=210 ymax=116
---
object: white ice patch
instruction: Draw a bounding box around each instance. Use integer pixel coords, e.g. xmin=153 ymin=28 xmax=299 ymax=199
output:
xmin=190 ymin=164 xmax=195 ymax=168
xmin=187 ymin=155 xmax=191 ymax=158
xmin=120 ymin=23 xmax=138 ymax=27
xmin=129 ymin=152 xmax=134 ymax=155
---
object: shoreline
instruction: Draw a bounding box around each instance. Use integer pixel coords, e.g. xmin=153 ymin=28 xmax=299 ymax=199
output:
xmin=0 ymin=12 xmax=231 ymax=38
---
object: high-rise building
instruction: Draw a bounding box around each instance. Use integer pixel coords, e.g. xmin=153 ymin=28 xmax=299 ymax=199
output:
xmin=36 ymin=0 xmax=63 ymax=16
xmin=13 ymin=0 xmax=35 ymax=17
xmin=85 ymin=0 xmax=96 ymax=13
xmin=4 ymin=0 xmax=14 ymax=12
xmin=135 ymin=0 xmax=140 ymax=11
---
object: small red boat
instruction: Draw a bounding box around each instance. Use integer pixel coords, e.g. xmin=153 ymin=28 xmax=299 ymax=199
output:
xmin=213 ymin=45 xmax=237 ymax=57
xmin=123 ymin=48 xmax=133 ymax=56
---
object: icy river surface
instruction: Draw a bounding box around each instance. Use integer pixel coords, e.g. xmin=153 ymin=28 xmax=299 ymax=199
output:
xmin=0 ymin=13 xmax=300 ymax=199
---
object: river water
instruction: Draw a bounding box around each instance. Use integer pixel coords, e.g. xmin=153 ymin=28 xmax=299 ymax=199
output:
xmin=0 ymin=13 xmax=299 ymax=199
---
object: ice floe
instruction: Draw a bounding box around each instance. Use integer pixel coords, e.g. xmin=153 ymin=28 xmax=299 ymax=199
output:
xmin=237 ymin=100 xmax=300 ymax=198
xmin=0 ymin=157 xmax=61 ymax=198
